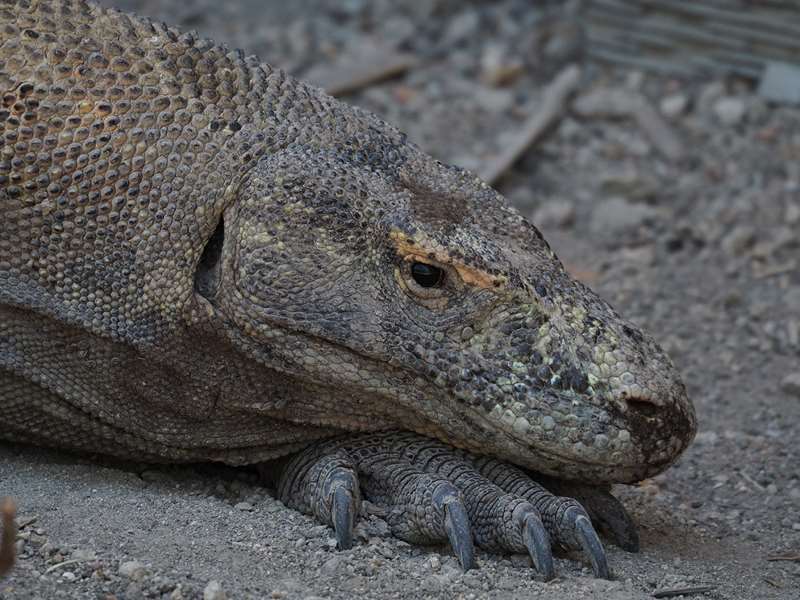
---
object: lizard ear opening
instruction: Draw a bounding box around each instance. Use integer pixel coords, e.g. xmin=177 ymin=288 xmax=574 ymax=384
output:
xmin=194 ymin=216 xmax=225 ymax=301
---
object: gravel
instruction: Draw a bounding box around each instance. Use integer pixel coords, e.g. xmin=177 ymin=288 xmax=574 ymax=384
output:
xmin=2 ymin=1 xmax=799 ymax=599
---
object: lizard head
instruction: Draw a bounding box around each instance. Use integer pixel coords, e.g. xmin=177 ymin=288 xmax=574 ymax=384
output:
xmin=200 ymin=106 xmax=696 ymax=484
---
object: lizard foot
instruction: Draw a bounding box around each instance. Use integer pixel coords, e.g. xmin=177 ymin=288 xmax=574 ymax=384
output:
xmin=274 ymin=449 xmax=361 ymax=550
xmin=275 ymin=434 xmax=476 ymax=570
xmin=273 ymin=431 xmax=625 ymax=579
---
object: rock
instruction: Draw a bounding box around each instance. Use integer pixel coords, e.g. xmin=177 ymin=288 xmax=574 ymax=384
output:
xmin=321 ymin=556 xmax=342 ymax=575
xmin=591 ymin=197 xmax=658 ymax=236
xmin=380 ymin=16 xmax=415 ymax=46
xmin=758 ymin=61 xmax=800 ymax=105
xmin=786 ymin=202 xmax=800 ymax=224
xmin=443 ymin=11 xmax=479 ymax=46
xmin=780 ymin=373 xmax=800 ymax=398
xmin=533 ymin=200 xmax=576 ymax=229
xmin=203 ymin=580 xmax=227 ymax=600
xmin=169 ymin=586 xmax=185 ymax=600
xmin=234 ymin=502 xmax=254 ymax=512
xmin=720 ymin=225 xmax=756 ymax=256
xmin=61 ymin=571 xmax=76 ymax=582
xmin=428 ymin=555 xmax=441 ymax=571
xmin=660 ymin=93 xmax=689 ymax=119
xmin=713 ymin=97 xmax=746 ymax=126
xmin=573 ymin=88 xmax=641 ymax=119
xmin=480 ymin=44 xmax=524 ymax=87
xmin=697 ymin=80 xmax=725 ymax=114
xmin=542 ymin=21 xmax=583 ymax=65
xmin=118 ymin=561 xmax=147 ymax=581
xmin=472 ymin=86 xmax=515 ymax=113
xmin=598 ymin=167 xmax=657 ymax=200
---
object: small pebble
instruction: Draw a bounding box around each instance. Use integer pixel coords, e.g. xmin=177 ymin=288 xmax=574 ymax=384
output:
xmin=713 ymin=96 xmax=746 ymax=126
xmin=203 ymin=580 xmax=227 ymax=600
xmin=780 ymin=373 xmax=800 ymax=398
xmin=118 ymin=560 xmax=147 ymax=581
xmin=660 ymin=93 xmax=688 ymax=118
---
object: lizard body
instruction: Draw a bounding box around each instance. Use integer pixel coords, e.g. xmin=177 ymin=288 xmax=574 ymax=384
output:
xmin=0 ymin=0 xmax=696 ymax=577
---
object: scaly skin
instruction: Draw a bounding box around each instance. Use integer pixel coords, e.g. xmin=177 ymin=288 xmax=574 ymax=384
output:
xmin=0 ymin=0 xmax=696 ymax=577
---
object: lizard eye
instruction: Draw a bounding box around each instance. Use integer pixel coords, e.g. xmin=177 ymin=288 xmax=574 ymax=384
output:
xmin=397 ymin=258 xmax=452 ymax=305
xmin=411 ymin=262 xmax=443 ymax=287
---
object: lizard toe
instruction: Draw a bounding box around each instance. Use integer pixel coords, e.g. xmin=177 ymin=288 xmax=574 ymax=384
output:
xmin=474 ymin=456 xmax=616 ymax=578
xmin=273 ymin=447 xmax=361 ymax=550
xmin=534 ymin=477 xmax=640 ymax=553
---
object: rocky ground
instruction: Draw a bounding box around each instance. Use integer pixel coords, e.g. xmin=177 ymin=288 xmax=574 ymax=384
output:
xmin=2 ymin=0 xmax=799 ymax=598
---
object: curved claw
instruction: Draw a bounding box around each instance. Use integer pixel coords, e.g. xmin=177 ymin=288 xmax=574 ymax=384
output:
xmin=575 ymin=515 xmax=610 ymax=579
xmin=522 ymin=512 xmax=555 ymax=581
xmin=536 ymin=477 xmax=639 ymax=552
xmin=332 ymin=486 xmax=355 ymax=550
xmin=443 ymin=501 xmax=475 ymax=571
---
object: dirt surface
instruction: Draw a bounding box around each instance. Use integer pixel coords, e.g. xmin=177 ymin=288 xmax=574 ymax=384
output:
xmin=2 ymin=1 xmax=799 ymax=598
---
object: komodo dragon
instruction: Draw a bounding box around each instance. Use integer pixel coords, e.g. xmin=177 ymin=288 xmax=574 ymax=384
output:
xmin=0 ymin=0 xmax=697 ymax=580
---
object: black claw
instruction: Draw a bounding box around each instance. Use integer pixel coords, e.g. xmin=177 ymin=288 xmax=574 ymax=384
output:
xmin=522 ymin=513 xmax=555 ymax=581
xmin=536 ymin=477 xmax=640 ymax=553
xmin=443 ymin=501 xmax=475 ymax=571
xmin=332 ymin=486 xmax=354 ymax=550
xmin=575 ymin=515 xmax=610 ymax=579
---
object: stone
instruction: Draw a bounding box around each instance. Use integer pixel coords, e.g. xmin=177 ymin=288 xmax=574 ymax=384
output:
xmin=573 ymin=88 xmax=641 ymax=119
xmin=598 ymin=167 xmax=657 ymax=200
xmin=480 ymin=44 xmax=524 ymax=87
xmin=713 ymin=97 xmax=746 ymax=126
xmin=758 ymin=61 xmax=800 ymax=105
xmin=234 ymin=502 xmax=254 ymax=512
xmin=591 ymin=197 xmax=657 ymax=236
xmin=533 ymin=200 xmax=576 ymax=229
xmin=443 ymin=11 xmax=479 ymax=46
xmin=660 ymin=93 xmax=689 ymax=119
xmin=780 ymin=373 xmax=800 ymax=398
xmin=720 ymin=225 xmax=756 ymax=256
xmin=472 ymin=86 xmax=515 ymax=113
xmin=697 ymin=81 xmax=725 ymax=114
xmin=203 ymin=580 xmax=227 ymax=600
xmin=118 ymin=561 xmax=147 ymax=581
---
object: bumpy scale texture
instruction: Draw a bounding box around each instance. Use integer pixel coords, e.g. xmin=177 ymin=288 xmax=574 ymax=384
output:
xmin=0 ymin=0 xmax=695 ymax=479
xmin=0 ymin=1 xmax=697 ymax=574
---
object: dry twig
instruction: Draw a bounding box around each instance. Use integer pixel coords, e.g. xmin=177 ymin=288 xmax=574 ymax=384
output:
xmin=304 ymin=42 xmax=416 ymax=97
xmin=767 ymin=552 xmax=800 ymax=562
xmin=480 ymin=64 xmax=582 ymax=185
xmin=652 ymin=585 xmax=716 ymax=598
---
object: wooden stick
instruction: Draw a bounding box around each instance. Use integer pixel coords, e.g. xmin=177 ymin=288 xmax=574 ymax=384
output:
xmin=480 ymin=64 xmax=582 ymax=185
xmin=0 ymin=498 xmax=16 ymax=577
xmin=304 ymin=43 xmax=416 ymax=97
xmin=767 ymin=552 xmax=800 ymax=562
xmin=652 ymin=585 xmax=716 ymax=598
xmin=632 ymin=101 xmax=685 ymax=162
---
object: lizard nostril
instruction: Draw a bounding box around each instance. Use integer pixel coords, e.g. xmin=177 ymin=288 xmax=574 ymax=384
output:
xmin=625 ymin=397 xmax=660 ymax=418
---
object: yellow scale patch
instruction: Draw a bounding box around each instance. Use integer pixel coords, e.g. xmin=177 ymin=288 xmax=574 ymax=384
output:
xmin=389 ymin=230 xmax=507 ymax=290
